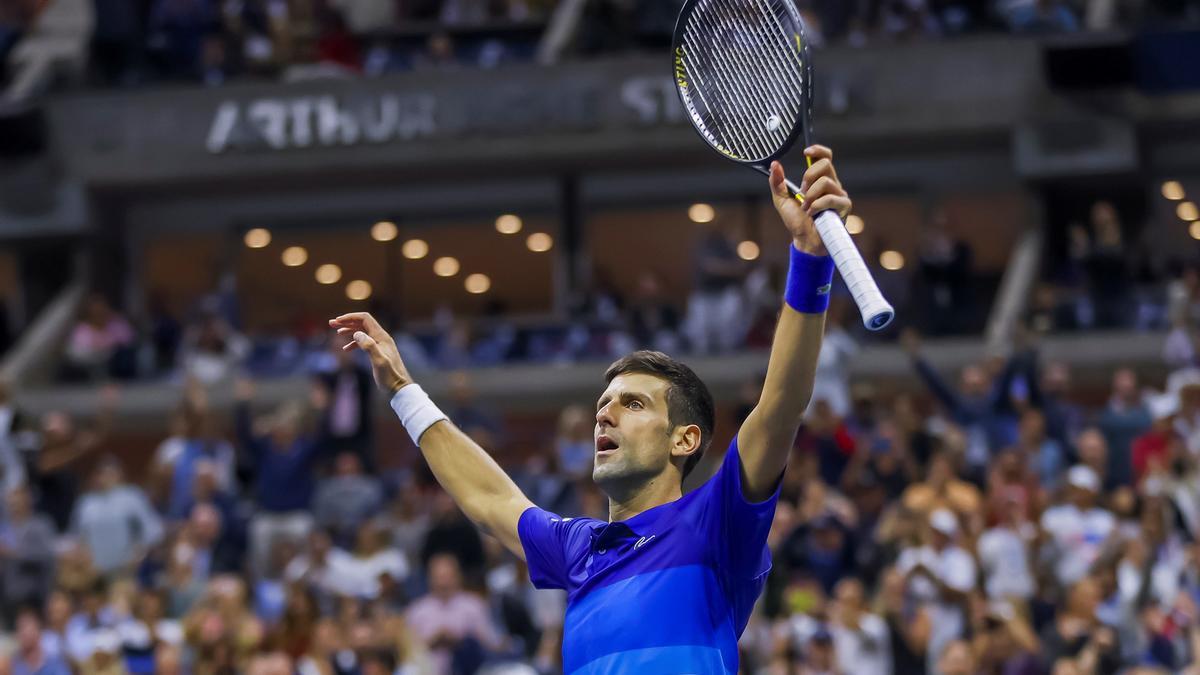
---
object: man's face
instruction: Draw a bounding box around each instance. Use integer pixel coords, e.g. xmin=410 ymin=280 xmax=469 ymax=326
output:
xmin=593 ymin=374 xmax=685 ymax=496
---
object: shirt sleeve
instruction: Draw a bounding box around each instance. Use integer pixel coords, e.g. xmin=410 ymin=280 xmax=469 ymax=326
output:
xmin=691 ymin=435 xmax=782 ymax=584
xmin=517 ymin=507 xmax=595 ymax=591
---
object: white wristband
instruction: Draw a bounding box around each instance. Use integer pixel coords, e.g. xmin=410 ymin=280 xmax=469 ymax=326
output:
xmin=389 ymin=384 xmax=448 ymax=447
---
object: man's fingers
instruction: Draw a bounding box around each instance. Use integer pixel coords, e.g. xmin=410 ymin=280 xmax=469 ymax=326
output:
xmin=807 ymin=195 xmax=852 ymax=217
xmin=804 ymin=145 xmax=833 ymax=162
xmin=804 ymin=176 xmax=845 ymax=205
xmin=801 ymin=159 xmax=838 ymax=194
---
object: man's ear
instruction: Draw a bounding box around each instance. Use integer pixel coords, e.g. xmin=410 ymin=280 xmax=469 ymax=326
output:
xmin=670 ymin=424 xmax=703 ymax=462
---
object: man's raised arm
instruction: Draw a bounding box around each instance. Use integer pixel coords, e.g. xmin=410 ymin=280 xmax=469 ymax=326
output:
xmin=329 ymin=313 xmax=534 ymax=560
xmin=737 ymin=146 xmax=852 ymax=503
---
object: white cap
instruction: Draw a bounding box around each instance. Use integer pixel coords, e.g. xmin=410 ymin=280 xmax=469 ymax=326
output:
xmin=1067 ymin=465 xmax=1100 ymax=493
xmin=929 ymin=508 xmax=958 ymax=536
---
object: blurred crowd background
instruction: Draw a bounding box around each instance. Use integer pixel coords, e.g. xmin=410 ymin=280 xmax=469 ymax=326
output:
xmin=1 ymin=0 xmax=1200 ymax=674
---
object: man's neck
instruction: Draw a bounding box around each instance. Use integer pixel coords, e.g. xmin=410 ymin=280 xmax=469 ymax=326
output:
xmin=607 ymin=475 xmax=682 ymax=523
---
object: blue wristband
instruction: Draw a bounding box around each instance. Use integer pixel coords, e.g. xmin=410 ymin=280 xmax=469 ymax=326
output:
xmin=785 ymin=245 xmax=835 ymax=314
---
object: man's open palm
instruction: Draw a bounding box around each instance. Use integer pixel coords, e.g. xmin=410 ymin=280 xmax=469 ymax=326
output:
xmin=328 ymin=313 xmax=411 ymax=395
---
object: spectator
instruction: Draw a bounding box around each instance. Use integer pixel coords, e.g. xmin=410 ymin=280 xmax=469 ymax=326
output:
xmin=313 ymin=452 xmax=383 ymax=546
xmin=829 ymin=577 xmax=890 ymax=675
xmin=902 ymin=329 xmax=1021 ymax=477
xmin=1098 ymin=368 xmax=1153 ymax=488
xmin=685 ymin=219 xmax=746 ymax=354
xmin=808 ymin=307 xmax=859 ymax=419
xmin=156 ymin=391 xmax=237 ymax=520
xmin=12 ymin=606 xmax=71 ymax=675
xmin=1040 ymin=465 xmax=1116 ymax=589
xmin=63 ymin=295 xmax=136 ymax=382
xmin=180 ymin=312 xmax=250 ymax=385
xmin=421 ymin=492 xmax=486 ymax=586
xmin=900 ymin=451 xmax=982 ymax=528
xmin=0 ymin=486 xmax=57 ymax=613
xmin=31 ymin=387 xmax=119 ymax=533
xmin=406 ymin=553 xmax=502 ymax=675
xmin=552 ymin=405 xmax=593 ymax=480
xmin=314 ymin=337 xmax=376 ymax=471
xmin=1016 ymin=407 xmax=1066 ymax=491
xmin=977 ymin=493 xmax=1036 ymax=603
xmin=236 ymin=379 xmax=329 ymax=577
xmin=916 ymin=210 xmax=974 ymax=335
xmin=70 ymin=457 xmax=163 ymax=578
xmin=326 ymin=520 xmax=409 ymax=601
xmin=896 ymin=508 xmax=977 ymax=673
xmin=116 ymin=590 xmax=182 ymax=675
xmin=1039 ymin=578 xmax=1121 ymax=670
xmin=625 ymin=272 xmax=681 ymax=354
xmin=329 ymin=0 xmax=397 ymax=34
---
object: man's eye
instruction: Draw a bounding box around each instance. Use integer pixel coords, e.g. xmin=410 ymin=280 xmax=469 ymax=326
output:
xmin=628 ymin=400 xmax=643 ymax=410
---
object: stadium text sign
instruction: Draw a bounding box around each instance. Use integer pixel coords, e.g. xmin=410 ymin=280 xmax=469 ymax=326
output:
xmin=205 ymin=93 xmax=438 ymax=153
xmin=204 ymin=76 xmax=685 ymax=154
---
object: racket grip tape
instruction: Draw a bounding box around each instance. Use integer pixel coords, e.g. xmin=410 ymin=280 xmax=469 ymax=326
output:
xmin=813 ymin=210 xmax=895 ymax=331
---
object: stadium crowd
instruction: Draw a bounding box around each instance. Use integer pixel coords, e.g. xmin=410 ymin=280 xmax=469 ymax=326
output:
xmin=53 ymin=0 xmax=1199 ymax=88
xmin=2 ymin=272 xmax=1200 ymax=673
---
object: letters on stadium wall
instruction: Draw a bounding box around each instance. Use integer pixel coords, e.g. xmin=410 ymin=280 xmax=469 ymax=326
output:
xmin=203 ymin=74 xmax=687 ymax=154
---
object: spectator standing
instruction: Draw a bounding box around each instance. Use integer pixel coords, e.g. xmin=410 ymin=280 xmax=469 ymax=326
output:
xmin=0 ymin=487 xmax=57 ymax=614
xmin=70 ymin=458 xmax=163 ymax=578
xmin=1098 ymin=368 xmax=1153 ymax=489
xmin=406 ymin=554 xmax=502 ymax=675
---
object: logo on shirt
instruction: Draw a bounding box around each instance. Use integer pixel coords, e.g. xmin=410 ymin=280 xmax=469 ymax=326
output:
xmin=634 ymin=535 xmax=657 ymax=550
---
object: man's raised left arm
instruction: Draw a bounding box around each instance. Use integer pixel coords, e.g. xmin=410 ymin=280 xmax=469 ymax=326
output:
xmin=737 ymin=146 xmax=852 ymax=502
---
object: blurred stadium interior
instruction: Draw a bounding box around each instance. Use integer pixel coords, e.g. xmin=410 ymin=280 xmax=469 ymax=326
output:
xmin=1 ymin=0 xmax=1200 ymax=673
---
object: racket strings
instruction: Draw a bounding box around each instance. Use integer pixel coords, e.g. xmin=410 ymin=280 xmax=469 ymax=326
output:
xmin=705 ymin=0 xmax=802 ymax=146
xmin=684 ymin=17 xmax=785 ymax=159
xmin=682 ymin=22 xmax=775 ymax=159
xmin=697 ymin=4 xmax=794 ymax=139
xmin=677 ymin=0 xmax=812 ymax=162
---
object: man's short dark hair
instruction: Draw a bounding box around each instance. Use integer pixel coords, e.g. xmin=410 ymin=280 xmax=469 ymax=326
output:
xmin=605 ymin=351 xmax=715 ymax=479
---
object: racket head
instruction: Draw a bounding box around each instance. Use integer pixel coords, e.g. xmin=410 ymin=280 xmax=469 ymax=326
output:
xmin=672 ymin=0 xmax=816 ymax=170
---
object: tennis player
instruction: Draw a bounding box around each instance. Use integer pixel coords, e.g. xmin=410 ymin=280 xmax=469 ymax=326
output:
xmin=330 ymin=146 xmax=851 ymax=674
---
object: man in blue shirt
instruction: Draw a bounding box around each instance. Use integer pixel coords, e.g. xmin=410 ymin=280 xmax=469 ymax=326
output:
xmin=330 ymin=147 xmax=853 ymax=674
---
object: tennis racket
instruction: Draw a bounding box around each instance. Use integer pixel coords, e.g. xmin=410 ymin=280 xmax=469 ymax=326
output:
xmin=672 ymin=0 xmax=895 ymax=331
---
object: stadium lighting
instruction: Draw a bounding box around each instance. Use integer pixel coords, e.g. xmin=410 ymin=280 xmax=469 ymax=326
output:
xmin=346 ymin=280 xmax=372 ymax=301
xmin=526 ymin=233 xmax=553 ymax=252
xmin=737 ymin=241 xmax=760 ymax=261
xmin=372 ymin=221 xmax=398 ymax=242
xmin=465 ymin=274 xmax=491 ymax=294
xmin=244 ymin=228 xmax=271 ymax=249
xmin=880 ymin=250 xmax=905 ymax=271
xmin=315 ymin=264 xmax=342 ymax=284
xmin=1190 ymin=222 xmax=1200 ymax=241
xmin=281 ymin=246 xmax=308 ymax=267
xmin=845 ymin=215 xmax=865 ymax=235
xmin=1179 ymin=201 xmax=1199 ymax=222
xmin=495 ymin=215 xmax=523 ymax=235
xmin=1163 ymin=181 xmax=1186 ymax=201
xmin=401 ymin=239 xmax=429 ymax=260
xmin=688 ymin=203 xmax=716 ymax=223
xmin=434 ymin=257 xmax=460 ymax=277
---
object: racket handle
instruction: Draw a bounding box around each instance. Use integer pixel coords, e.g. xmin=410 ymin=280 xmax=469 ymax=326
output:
xmin=813 ymin=210 xmax=895 ymax=331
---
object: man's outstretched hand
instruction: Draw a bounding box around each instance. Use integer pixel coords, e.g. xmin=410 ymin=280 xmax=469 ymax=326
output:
xmin=328 ymin=313 xmax=412 ymax=395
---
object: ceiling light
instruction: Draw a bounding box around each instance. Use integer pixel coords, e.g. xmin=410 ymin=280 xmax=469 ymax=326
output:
xmin=281 ymin=246 xmax=308 ymax=267
xmin=526 ymin=233 xmax=553 ymax=252
xmin=737 ymin=241 xmax=760 ymax=261
xmin=315 ymin=264 xmax=342 ymax=284
xmin=495 ymin=214 xmax=523 ymax=235
xmin=401 ymin=239 xmax=429 ymax=260
xmin=1163 ymin=181 xmax=1185 ymax=201
xmin=346 ymin=280 xmax=372 ymax=301
xmin=845 ymin=215 xmax=865 ymax=235
xmin=880 ymin=250 xmax=905 ymax=271
xmin=1178 ymin=201 xmax=1199 ymax=222
xmin=688 ymin=203 xmax=715 ymax=224
xmin=371 ymin=221 xmax=398 ymax=242
xmin=244 ymin=228 xmax=271 ymax=249
xmin=433 ymin=257 xmax=460 ymax=277
xmin=465 ymin=274 xmax=491 ymax=294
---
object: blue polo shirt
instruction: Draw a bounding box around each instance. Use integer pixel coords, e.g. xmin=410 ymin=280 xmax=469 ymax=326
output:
xmin=518 ymin=434 xmax=780 ymax=674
